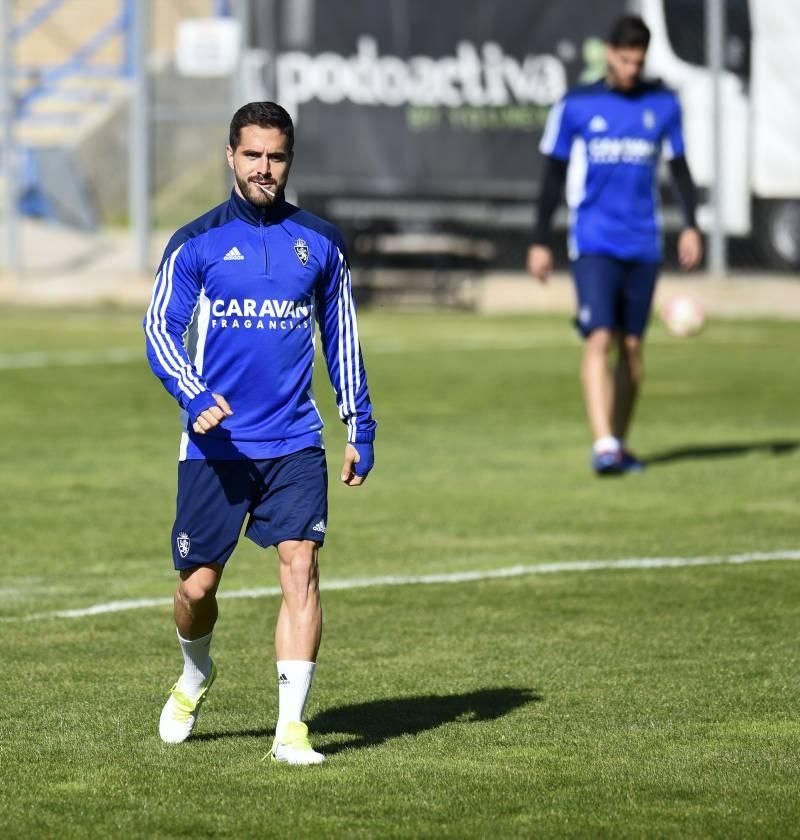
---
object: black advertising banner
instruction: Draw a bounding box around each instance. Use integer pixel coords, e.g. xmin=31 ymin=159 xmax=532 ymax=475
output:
xmin=262 ymin=0 xmax=626 ymax=203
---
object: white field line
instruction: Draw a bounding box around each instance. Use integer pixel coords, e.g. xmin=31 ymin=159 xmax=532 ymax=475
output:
xmin=0 ymin=348 xmax=141 ymax=369
xmin=4 ymin=549 xmax=800 ymax=623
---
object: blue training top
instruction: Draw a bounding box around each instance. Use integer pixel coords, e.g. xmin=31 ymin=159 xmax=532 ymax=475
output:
xmin=144 ymin=189 xmax=377 ymax=461
xmin=540 ymin=79 xmax=686 ymax=262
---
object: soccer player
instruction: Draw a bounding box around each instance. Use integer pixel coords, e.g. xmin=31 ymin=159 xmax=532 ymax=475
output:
xmin=527 ymin=14 xmax=703 ymax=474
xmin=144 ymin=101 xmax=377 ymax=764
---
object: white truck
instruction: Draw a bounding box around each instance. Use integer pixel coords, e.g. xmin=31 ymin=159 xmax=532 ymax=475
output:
xmin=639 ymin=0 xmax=800 ymax=269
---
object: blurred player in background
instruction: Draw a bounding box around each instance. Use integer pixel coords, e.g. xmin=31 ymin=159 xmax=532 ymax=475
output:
xmin=144 ymin=101 xmax=377 ymax=764
xmin=527 ymin=14 xmax=702 ymax=474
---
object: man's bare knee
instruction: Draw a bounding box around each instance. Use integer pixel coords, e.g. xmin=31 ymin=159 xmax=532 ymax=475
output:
xmin=280 ymin=542 xmax=318 ymax=576
xmin=617 ymin=334 xmax=644 ymax=383
xmin=278 ymin=542 xmax=320 ymax=603
xmin=622 ymin=333 xmax=642 ymax=355
xmin=177 ymin=565 xmax=222 ymax=606
xmin=622 ymin=334 xmax=643 ymax=362
xmin=586 ymin=328 xmax=613 ymax=355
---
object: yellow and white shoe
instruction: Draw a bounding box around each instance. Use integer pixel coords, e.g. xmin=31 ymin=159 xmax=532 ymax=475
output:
xmin=270 ymin=721 xmax=325 ymax=765
xmin=159 ymin=661 xmax=216 ymax=744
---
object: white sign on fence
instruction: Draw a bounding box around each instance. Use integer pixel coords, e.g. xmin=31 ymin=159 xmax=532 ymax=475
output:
xmin=175 ymin=18 xmax=241 ymax=78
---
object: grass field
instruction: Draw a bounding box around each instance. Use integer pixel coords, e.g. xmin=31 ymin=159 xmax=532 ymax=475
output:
xmin=1 ymin=306 xmax=799 ymax=838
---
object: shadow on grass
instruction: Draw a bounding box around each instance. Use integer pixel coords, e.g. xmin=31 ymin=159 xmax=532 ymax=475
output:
xmin=308 ymin=687 xmax=541 ymax=755
xmin=191 ymin=687 xmax=540 ymax=748
xmin=191 ymin=727 xmax=273 ymax=742
xmin=643 ymin=439 xmax=799 ymax=467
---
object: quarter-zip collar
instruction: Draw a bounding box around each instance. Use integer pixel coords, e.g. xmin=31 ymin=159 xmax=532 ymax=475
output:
xmin=229 ymin=188 xmax=291 ymax=226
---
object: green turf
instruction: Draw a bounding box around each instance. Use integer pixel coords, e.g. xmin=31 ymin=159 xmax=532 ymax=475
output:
xmin=1 ymin=307 xmax=798 ymax=838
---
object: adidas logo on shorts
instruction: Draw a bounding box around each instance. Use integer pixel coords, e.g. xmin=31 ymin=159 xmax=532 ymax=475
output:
xmin=312 ymin=520 xmax=327 ymax=534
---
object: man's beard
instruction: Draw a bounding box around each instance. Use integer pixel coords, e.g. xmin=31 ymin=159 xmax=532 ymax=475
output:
xmin=236 ymin=172 xmax=277 ymax=206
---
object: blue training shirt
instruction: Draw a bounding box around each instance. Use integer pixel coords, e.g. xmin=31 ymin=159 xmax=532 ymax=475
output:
xmin=540 ymin=79 xmax=686 ymax=262
xmin=144 ymin=189 xmax=377 ymax=461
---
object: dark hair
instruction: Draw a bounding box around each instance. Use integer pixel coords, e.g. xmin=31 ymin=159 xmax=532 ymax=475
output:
xmin=607 ymin=14 xmax=651 ymax=49
xmin=228 ymin=101 xmax=294 ymax=151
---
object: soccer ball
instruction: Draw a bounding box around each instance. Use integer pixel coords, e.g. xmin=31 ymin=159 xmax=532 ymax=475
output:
xmin=661 ymin=294 xmax=705 ymax=337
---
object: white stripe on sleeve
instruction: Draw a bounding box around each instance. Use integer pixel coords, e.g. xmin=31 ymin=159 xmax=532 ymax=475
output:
xmin=337 ymin=249 xmax=359 ymax=421
xmin=145 ymin=260 xmax=200 ymax=400
xmin=539 ymin=100 xmax=565 ymax=155
xmin=159 ymin=247 xmax=205 ymax=394
xmin=340 ymin=256 xmax=356 ymax=417
xmin=344 ymin=262 xmax=361 ymax=393
xmin=336 ymin=258 xmax=347 ymax=421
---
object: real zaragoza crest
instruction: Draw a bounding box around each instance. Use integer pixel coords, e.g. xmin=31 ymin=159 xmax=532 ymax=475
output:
xmin=176 ymin=532 xmax=191 ymax=559
xmin=294 ymin=238 xmax=309 ymax=266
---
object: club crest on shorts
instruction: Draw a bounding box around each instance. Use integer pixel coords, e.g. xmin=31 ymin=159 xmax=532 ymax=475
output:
xmin=293 ymin=238 xmax=309 ymax=266
xmin=176 ymin=532 xmax=191 ymax=559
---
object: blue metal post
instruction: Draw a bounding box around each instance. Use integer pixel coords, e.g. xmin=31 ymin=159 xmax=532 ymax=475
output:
xmin=1 ymin=0 xmax=20 ymax=272
xmin=129 ymin=0 xmax=150 ymax=271
xmin=121 ymin=0 xmax=136 ymax=76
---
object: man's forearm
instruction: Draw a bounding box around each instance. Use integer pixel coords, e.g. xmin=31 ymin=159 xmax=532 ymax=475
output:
xmin=668 ymin=155 xmax=698 ymax=230
xmin=532 ymin=156 xmax=569 ymax=247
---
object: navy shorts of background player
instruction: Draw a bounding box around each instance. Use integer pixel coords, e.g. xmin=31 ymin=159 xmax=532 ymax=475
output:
xmin=571 ymin=255 xmax=658 ymax=338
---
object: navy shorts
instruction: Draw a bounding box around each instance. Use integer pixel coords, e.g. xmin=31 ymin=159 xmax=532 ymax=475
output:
xmin=170 ymin=447 xmax=328 ymax=570
xmin=571 ymin=255 xmax=660 ymax=338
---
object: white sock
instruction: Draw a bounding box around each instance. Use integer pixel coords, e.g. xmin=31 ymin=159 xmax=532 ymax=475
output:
xmin=276 ymin=660 xmax=315 ymax=739
xmin=176 ymin=630 xmax=213 ymax=696
xmin=593 ymin=435 xmax=621 ymax=454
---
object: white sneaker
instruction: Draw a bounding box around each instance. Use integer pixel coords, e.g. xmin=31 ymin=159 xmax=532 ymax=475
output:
xmin=270 ymin=721 xmax=325 ymax=765
xmin=159 ymin=660 xmax=216 ymax=744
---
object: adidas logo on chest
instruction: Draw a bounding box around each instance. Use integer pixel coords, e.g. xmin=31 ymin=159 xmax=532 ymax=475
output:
xmin=223 ymin=246 xmax=245 ymax=261
xmin=589 ymin=115 xmax=608 ymax=133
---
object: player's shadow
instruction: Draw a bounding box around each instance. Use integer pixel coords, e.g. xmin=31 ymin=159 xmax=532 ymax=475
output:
xmin=190 ymin=727 xmax=273 ymax=742
xmin=643 ymin=439 xmax=799 ymax=467
xmin=189 ymin=687 xmax=539 ymax=746
xmin=307 ymin=687 xmax=541 ymax=755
